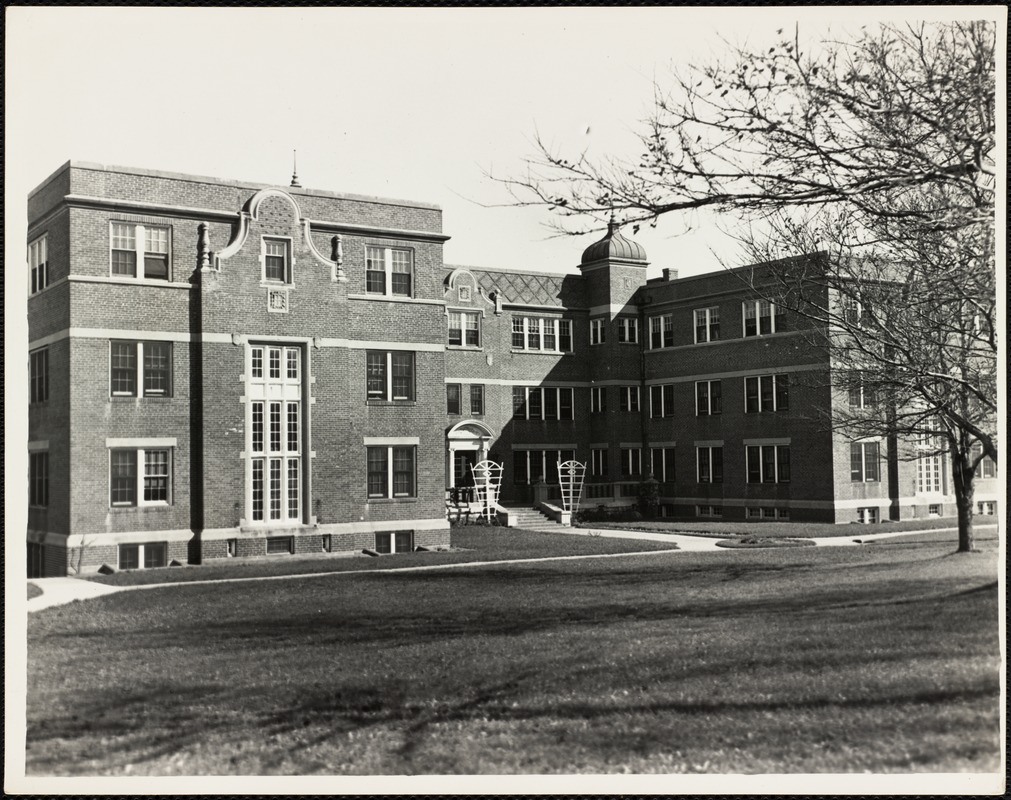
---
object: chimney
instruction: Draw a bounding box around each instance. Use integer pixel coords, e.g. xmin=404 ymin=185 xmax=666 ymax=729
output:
xmin=662 ymin=268 xmax=678 ymax=281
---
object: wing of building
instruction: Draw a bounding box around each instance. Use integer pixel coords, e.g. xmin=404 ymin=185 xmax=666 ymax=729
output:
xmin=25 ymin=162 xmax=1000 ymax=575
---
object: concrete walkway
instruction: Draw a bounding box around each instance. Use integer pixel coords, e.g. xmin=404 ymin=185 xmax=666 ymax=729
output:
xmin=26 ymin=524 xmax=995 ymax=612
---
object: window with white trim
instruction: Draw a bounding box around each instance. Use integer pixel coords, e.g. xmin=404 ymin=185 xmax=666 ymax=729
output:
xmin=376 ymin=531 xmax=414 ymax=554
xmin=262 ymin=237 xmax=292 ymax=283
xmin=694 ymin=307 xmax=720 ymax=343
xmin=512 ymin=387 xmax=574 ymax=421
xmin=366 ymin=246 xmax=413 ymax=297
xmin=110 ymin=448 xmax=172 ymax=506
xmin=470 ymin=384 xmax=485 ymax=415
xmin=448 ymin=311 xmax=481 ymax=347
xmin=977 ymin=501 xmax=996 ymax=516
xmin=649 ymin=313 xmax=674 ymax=349
xmin=511 ymin=316 xmax=572 ymax=352
xmin=650 ymin=447 xmax=676 ymax=482
xmin=850 ymin=442 xmax=880 ymax=482
xmin=590 ymin=318 xmax=607 ymax=345
xmin=447 ymin=384 xmax=461 ymax=415
xmin=697 ymin=446 xmax=723 ymax=483
xmin=118 ymin=542 xmax=168 ymax=570
xmin=972 ymin=444 xmax=996 ymax=479
xmin=513 ymin=449 xmax=575 ymax=485
xmin=696 ymin=380 xmax=722 ymax=415
xmin=110 ymin=222 xmax=171 ymax=280
xmin=746 ymin=445 xmax=791 ymax=483
xmin=742 ymin=299 xmax=783 ymax=337
xmin=366 ymin=351 xmax=415 ymax=401
xmin=590 ymin=386 xmax=606 ymax=414
xmin=29 ymin=235 xmax=49 ymax=295
xmin=110 ymin=341 xmax=173 ymax=397
xmin=591 ymin=448 xmax=609 ymax=478
xmin=847 ymin=373 xmax=877 ymax=409
xmin=617 ymin=317 xmax=638 ymax=343
xmin=650 ymin=384 xmax=676 ymax=418
xmin=857 ymin=507 xmax=879 ymax=524
xmin=842 ymin=296 xmax=872 ymax=327
xmin=620 ymin=448 xmax=642 ymax=478
xmin=30 ymin=348 xmax=49 ymax=404
xmin=367 ymin=446 xmax=416 ymax=498
xmin=916 ymin=436 xmax=943 ymax=494
xmin=619 ymin=386 xmax=640 ymax=413
xmin=696 ymin=504 xmax=723 ymax=518
xmin=745 ymin=374 xmax=789 ymax=413
xmin=30 ymin=451 xmax=49 ymax=507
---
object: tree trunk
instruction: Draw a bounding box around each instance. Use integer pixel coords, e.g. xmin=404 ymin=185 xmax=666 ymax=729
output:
xmin=950 ymin=450 xmax=976 ymax=553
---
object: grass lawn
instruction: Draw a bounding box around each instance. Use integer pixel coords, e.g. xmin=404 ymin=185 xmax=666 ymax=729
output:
xmin=27 ymin=534 xmax=1000 ymax=775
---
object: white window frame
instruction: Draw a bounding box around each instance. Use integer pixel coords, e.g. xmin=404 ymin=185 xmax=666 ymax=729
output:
xmin=109 ymin=447 xmax=173 ymax=508
xmin=109 ymin=341 xmax=173 ymax=398
xmin=694 ymin=307 xmax=720 ymax=343
xmin=261 ymin=236 xmax=293 ymax=284
xmin=29 ymin=234 xmax=49 ymax=295
xmin=620 ymin=447 xmax=642 ymax=478
xmin=448 ymin=310 xmax=482 ymax=348
xmin=29 ymin=450 xmax=49 ymax=508
xmin=366 ymin=445 xmax=417 ymax=499
xmin=590 ymin=318 xmax=607 ymax=346
xmin=118 ymin=541 xmax=169 ymax=570
xmin=591 ymin=448 xmax=609 ymax=477
xmin=745 ymin=374 xmax=789 ymax=413
xmin=650 ymin=447 xmax=676 ymax=482
xmin=590 ymin=386 xmax=606 ymax=414
xmin=649 ymin=313 xmax=674 ymax=349
xmin=447 ymin=383 xmax=462 ymax=415
xmin=857 ymin=507 xmax=879 ymax=524
xmin=696 ymin=446 xmax=724 ymax=484
xmin=695 ymin=380 xmax=722 ymax=416
xmin=511 ymin=316 xmax=572 ymax=353
xmin=916 ymin=436 xmax=944 ymax=494
xmin=366 ymin=351 xmax=415 ymax=402
xmin=470 ymin=384 xmax=485 ymax=416
xmin=619 ymin=386 xmax=640 ymax=413
xmin=617 ymin=317 xmax=639 ymax=344
xmin=977 ymin=501 xmax=996 ymax=516
xmin=850 ymin=441 xmax=881 ymax=483
xmin=746 ymin=444 xmax=791 ymax=484
xmin=109 ymin=221 xmax=172 ymax=281
xmin=512 ymin=387 xmax=574 ymax=421
xmin=30 ymin=347 xmax=49 ymax=404
xmin=742 ymin=299 xmax=781 ymax=337
xmin=650 ymin=384 xmax=675 ymax=418
xmin=365 ymin=245 xmax=414 ymax=297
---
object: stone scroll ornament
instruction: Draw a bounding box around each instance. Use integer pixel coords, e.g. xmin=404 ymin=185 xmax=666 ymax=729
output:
xmin=470 ymin=460 xmax=503 ymax=522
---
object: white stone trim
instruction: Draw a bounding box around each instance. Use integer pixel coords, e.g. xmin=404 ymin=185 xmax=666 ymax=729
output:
xmin=363 ymin=436 xmax=421 ymax=446
xmin=511 ymin=443 xmax=578 ymax=450
xmin=106 ymin=437 xmax=178 ymax=448
xmin=742 ymin=437 xmax=792 ymax=446
xmin=28 ymin=440 xmax=50 ymax=451
xmin=644 ymin=362 xmax=823 ymax=385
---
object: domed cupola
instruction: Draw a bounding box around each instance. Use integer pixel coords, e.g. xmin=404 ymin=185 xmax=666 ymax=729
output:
xmin=580 ymin=217 xmax=648 ymax=270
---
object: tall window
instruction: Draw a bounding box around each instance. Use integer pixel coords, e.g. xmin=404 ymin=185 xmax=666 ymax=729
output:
xmin=847 ymin=373 xmax=876 ymax=409
xmin=842 ymin=297 xmax=872 ymax=327
xmin=366 ymin=351 xmax=415 ymax=401
xmin=746 ymin=445 xmax=791 ymax=483
xmin=367 ymin=446 xmax=416 ymax=498
xmin=511 ymin=316 xmax=572 ymax=352
xmin=649 ymin=313 xmax=675 ymax=349
xmin=111 ymin=222 xmax=171 ymax=280
xmin=650 ymin=384 xmax=676 ymax=418
xmin=263 ymin=238 xmax=291 ymax=283
xmin=29 ymin=235 xmax=49 ymax=295
xmin=447 ymin=384 xmax=461 ymax=415
xmin=850 ymin=442 xmax=880 ymax=482
xmin=745 ymin=375 xmax=789 ymax=413
xmin=650 ymin=447 xmax=676 ymax=482
xmin=619 ymin=386 xmax=640 ymax=413
xmin=110 ymin=448 xmax=172 ymax=506
xmin=512 ymin=387 xmax=574 ymax=420
xmin=448 ymin=311 xmax=481 ymax=347
xmin=513 ymin=449 xmax=576 ymax=485
xmin=590 ymin=318 xmax=607 ymax=345
xmin=694 ymin=307 xmax=720 ymax=343
xmin=110 ymin=341 xmax=172 ymax=397
xmin=29 ymin=451 xmax=49 ymax=507
xmin=697 ymin=446 xmax=724 ymax=483
xmin=470 ymin=384 xmax=485 ymax=415
xmin=590 ymin=386 xmax=606 ymax=414
xmin=365 ymin=246 xmax=413 ymax=297
xmin=591 ymin=448 xmax=609 ymax=478
xmin=617 ymin=317 xmax=639 ymax=343
xmin=696 ymin=380 xmax=722 ymax=415
xmin=30 ymin=348 xmax=49 ymax=404
xmin=620 ymin=448 xmax=642 ymax=478
xmin=742 ymin=300 xmax=783 ymax=337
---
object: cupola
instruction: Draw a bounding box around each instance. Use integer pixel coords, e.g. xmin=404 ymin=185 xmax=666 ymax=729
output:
xmin=580 ymin=217 xmax=648 ymax=269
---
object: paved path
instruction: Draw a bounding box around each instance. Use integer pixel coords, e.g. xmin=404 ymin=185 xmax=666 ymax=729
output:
xmin=26 ymin=524 xmax=995 ymax=612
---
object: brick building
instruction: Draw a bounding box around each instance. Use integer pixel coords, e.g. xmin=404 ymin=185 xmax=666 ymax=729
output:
xmin=26 ymin=162 xmax=999 ymax=575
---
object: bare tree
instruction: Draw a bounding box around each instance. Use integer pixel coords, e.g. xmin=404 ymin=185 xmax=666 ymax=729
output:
xmin=504 ymin=20 xmax=997 ymax=551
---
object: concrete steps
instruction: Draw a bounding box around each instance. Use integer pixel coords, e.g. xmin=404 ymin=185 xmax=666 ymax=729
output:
xmin=504 ymin=507 xmax=566 ymax=531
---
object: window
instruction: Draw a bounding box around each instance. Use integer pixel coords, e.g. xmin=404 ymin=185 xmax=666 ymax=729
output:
xmin=617 ymin=317 xmax=638 ymax=344
xmin=928 ymin=503 xmax=942 ymax=516
xmin=366 ymin=246 xmax=413 ymax=297
xmin=30 ymin=348 xmax=48 ymax=404
xmin=591 ymin=448 xmax=609 ymax=478
xmin=650 ymin=384 xmax=676 ymax=418
xmin=650 ymin=447 xmax=676 ymax=482
xmin=29 ymin=235 xmax=49 ymax=295
xmin=266 ymin=536 xmax=294 ymax=555
xmin=649 ymin=313 xmax=675 ymax=349
xmin=697 ymin=505 xmax=723 ymax=518
xmin=366 ymin=351 xmax=415 ymax=401
xmin=696 ymin=380 xmax=722 ymax=415
xmin=512 ymin=387 xmax=574 ymax=421
xmin=511 ymin=316 xmax=572 ymax=353
xmin=110 ymin=448 xmax=172 ymax=506
xmin=513 ymin=449 xmax=576 ymax=485
xmin=857 ymin=507 xmax=879 ymax=524
xmin=590 ymin=319 xmax=607 ymax=345
xmin=850 ymin=442 xmax=880 ymax=482
xmin=110 ymin=341 xmax=173 ymax=397
xmin=447 ymin=384 xmax=461 ymax=415
xmin=917 ymin=437 xmax=943 ymax=494
xmin=376 ymin=530 xmax=414 ymax=554
xmin=746 ymin=445 xmax=791 ymax=483
xmin=742 ymin=299 xmax=783 ymax=337
xmin=977 ymin=501 xmax=996 ymax=516
xmin=470 ymin=384 xmax=485 ymax=415
xmin=118 ymin=542 xmax=168 ymax=570
xmin=842 ymin=297 xmax=872 ymax=327
xmin=29 ymin=451 xmax=49 ymax=507
xmin=262 ymin=238 xmax=291 ymax=283
xmin=745 ymin=375 xmax=789 ymax=413
xmin=620 ymin=448 xmax=642 ymax=478
xmin=448 ymin=311 xmax=481 ymax=347
xmin=619 ymin=386 xmax=640 ymax=413
xmin=697 ymin=446 xmax=724 ymax=483
xmin=111 ymin=222 xmax=170 ymax=280
xmin=847 ymin=373 xmax=877 ymax=409
xmin=694 ymin=307 xmax=720 ymax=343
xmin=972 ymin=444 xmax=996 ymax=479
xmin=367 ymin=446 xmax=417 ymax=499
xmin=590 ymin=386 xmax=606 ymax=414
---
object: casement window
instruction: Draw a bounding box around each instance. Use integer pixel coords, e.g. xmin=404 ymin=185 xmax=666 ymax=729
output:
xmin=448 ymin=311 xmax=481 ymax=347
xmin=29 ymin=451 xmax=49 ymax=507
xmin=513 ymin=449 xmax=576 ymax=485
xmin=29 ymin=235 xmax=49 ymax=295
xmin=511 ymin=316 xmax=572 ymax=353
xmin=850 ymin=441 xmax=881 ymax=482
xmin=620 ymin=448 xmax=642 ymax=478
xmin=376 ymin=530 xmax=414 ymax=554
xmin=742 ymin=299 xmax=783 ymax=337
xmin=695 ymin=380 xmax=722 ymax=415
xmin=619 ymin=386 xmax=640 ymax=413
xmin=746 ymin=445 xmax=791 ymax=483
xmin=696 ymin=446 xmax=724 ymax=483
xmin=366 ymin=351 xmax=415 ymax=401
xmin=590 ymin=386 xmax=606 ymax=414
xmin=30 ymin=348 xmax=49 ymax=404
xmin=745 ymin=375 xmax=789 ymax=413
xmin=367 ymin=446 xmax=417 ymax=499
xmin=696 ymin=504 xmax=723 ymax=518
xmin=249 ymin=345 xmax=301 ymax=384
xmin=694 ymin=307 xmax=720 ymax=343
xmin=617 ymin=317 xmax=639 ymax=344
xmin=262 ymin=237 xmax=292 ymax=283
xmin=649 ymin=313 xmax=674 ymax=349
xmin=110 ymin=448 xmax=172 ymax=506
xmin=110 ymin=222 xmax=171 ymax=280
xmin=650 ymin=447 xmax=676 ymax=482
xmin=650 ymin=384 xmax=676 ymax=418
xmin=110 ymin=341 xmax=173 ymax=397
xmin=447 ymin=384 xmax=461 ymax=415
xmin=470 ymin=384 xmax=485 ymax=416
xmin=590 ymin=318 xmax=607 ymax=345
xmin=591 ymin=448 xmax=609 ymax=478
xmin=366 ymin=246 xmax=413 ymax=297
xmin=847 ymin=373 xmax=877 ymax=409
xmin=118 ymin=542 xmax=168 ymax=570
xmin=512 ymin=387 xmax=574 ymax=421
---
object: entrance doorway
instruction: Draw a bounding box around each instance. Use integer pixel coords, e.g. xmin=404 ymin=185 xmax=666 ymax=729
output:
xmin=446 ymin=420 xmax=495 ymax=503
xmin=452 ymin=450 xmax=478 ymax=503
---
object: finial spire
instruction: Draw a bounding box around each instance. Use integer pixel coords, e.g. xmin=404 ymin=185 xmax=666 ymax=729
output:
xmin=607 ymin=209 xmax=617 ymax=236
xmin=290 ymin=150 xmax=301 ymax=188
